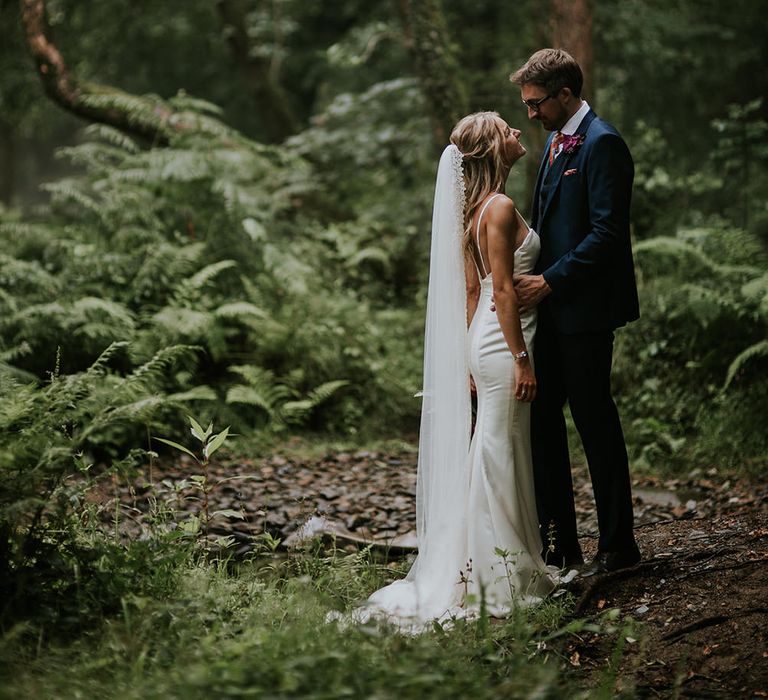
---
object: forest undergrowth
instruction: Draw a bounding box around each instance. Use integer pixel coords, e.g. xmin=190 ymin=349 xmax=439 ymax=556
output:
xmin=0 ymin=502 xmax=634 ymax=700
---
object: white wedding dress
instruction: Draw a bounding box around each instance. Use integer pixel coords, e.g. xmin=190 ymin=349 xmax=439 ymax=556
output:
xmin=337 ymin=192 xmax=555 ymax=633
xmin=464 ymin=196 xmax=553 ymax=615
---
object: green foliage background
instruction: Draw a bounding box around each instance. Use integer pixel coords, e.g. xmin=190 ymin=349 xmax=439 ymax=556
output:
xmin=3 ymin=0 xmax=766 ymax=462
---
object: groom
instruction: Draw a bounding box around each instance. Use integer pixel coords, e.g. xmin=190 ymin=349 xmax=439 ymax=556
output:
xmin=510 ymin=49 xmax=641 ymax=575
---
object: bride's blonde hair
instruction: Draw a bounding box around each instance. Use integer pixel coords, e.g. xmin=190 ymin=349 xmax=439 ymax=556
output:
xmin=449 ymin=111 xmax=510 ymax=257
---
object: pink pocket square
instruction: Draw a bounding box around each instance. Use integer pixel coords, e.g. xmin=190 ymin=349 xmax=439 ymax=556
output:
xmin=564 ymin=168 xmax=578 ymax=176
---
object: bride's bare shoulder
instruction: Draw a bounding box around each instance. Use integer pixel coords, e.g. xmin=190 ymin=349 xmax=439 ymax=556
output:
xmin=486 ymin=195 xmax=517 ymax=229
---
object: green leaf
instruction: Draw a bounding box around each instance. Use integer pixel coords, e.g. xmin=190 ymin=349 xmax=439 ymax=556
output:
xmin=213 ymin=509 xmax=245 ymax=520
xmin=188 ymin=415 xmax=206 ymax=442
xmin=204 ymin=426 xmax=230 ymax=459
xmin=179 ymin=516 xmax=200 ymax=534
xmin=153 ymin=437 xmax=199 ymax=461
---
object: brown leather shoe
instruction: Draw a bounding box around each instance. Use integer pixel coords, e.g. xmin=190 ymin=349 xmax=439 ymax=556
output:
xmin=579 ymin=547 xmax=641 ymax=577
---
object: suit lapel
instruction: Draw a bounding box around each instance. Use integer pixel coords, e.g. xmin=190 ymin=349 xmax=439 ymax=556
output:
xmin=538 ymin=110 xmax=597 ymax=224
xmin=531 ymin=133 xmax=553 ymax=230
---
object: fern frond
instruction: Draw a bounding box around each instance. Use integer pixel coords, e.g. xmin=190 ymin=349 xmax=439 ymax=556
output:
xmin=347 ymin=247 xmax=390 ymax=268
xmin=307 ymin=380 xmax=350 ymax=405
xmin=151 ymin=308 xmax=213 ymax=337
xmin=281 ymin=399 xmax=314 ymax=424
xmin=56 ymin=143 xmax=129 ymax=170
xmin=225 ymin=364 xmax=294 ymax=416
xmin=282 ymin=380 xmax=349 ymax=425
xmin=83 ymin=124 xmax=141 ymax=153
xmin=0 ymin=255 xmax=60 ymax=297
xmin=724 ymin=340 xmax=768 ymax=389
xmin=183 ymin=260 xmax=238 ymax=293
xmin=0 ymin=377 xmax=38 ymax=429
xmin=82 ymin=396 xmax=167 ymax=437
xmin=225 ymin=386 xmax=276 ymax=415
xmin=153 ymin=150 xmax=212 ymax=182
xmin=41 ymin=180 xmax=101 ymax=214
xmin=12 ymin=302 xmax=67 ymax=325
xmin=167 ymin=386 xmax=218 ymax=403
xmin=742 ymin=273 xmax=768 ymax=318
xmin=167 ymin=93 xmax=224 ymax=116
xmin=213 ymin=301 xmax=269 ymax=320
xmin=0 ymin=362 xmax=37 ymax=385
xmin=228 ymin=364 xmax=275 ymax=388
xmin=0 ymin=342 xmax=32 ymax=364
xmin=127 ymin=344 xmax=199 ymax=387
xmin=84 ymin=341 xmax=130 ymax=379
xmin=635 ymin=237 xmax=758 ymax=280
xmin=71 ymin=297 xmax=137 ymax=331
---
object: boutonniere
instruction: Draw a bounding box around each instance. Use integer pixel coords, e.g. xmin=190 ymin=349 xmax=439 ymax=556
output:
xmin=561 ymin=134 xmax=585 ymax=155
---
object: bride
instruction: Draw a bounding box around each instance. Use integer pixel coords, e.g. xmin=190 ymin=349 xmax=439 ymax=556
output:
xmin=348 ymin=111 xmax=556 ymax=630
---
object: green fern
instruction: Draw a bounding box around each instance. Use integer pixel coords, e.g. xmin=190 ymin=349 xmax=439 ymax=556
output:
xmin=0 ymin=255 xmax=60 ymax=299
xmin=741 ymin=273 xmax=768 ymax=318
xmin=225 ymin=364 xmax=348 ymax=430
xmin=173 ymin=260 xmax=238 ymax=305
xmin=226 ymin=365 xmax=293 ymax=421
xmin=41 ymin=179 xmax=102 ymax=215
xmin=724 ymin=340 xmax=768 ymax=388
xmin=213 ymin=301 xmax=269 ymax=321
xmin=83 ymin=123 xmax=141 ymax=153
xmin=282 ymin=380 xmax=350 ymax=425
xmin=126 ymin=344 xmax=199 ymax=387
xmin=635 ymin=236 xmax=758 ymax=280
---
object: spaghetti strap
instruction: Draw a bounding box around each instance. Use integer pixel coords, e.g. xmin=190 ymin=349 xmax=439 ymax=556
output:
xmin=475 ymin=193 xmax=503 ymax=278
xmin=514 ymin=208 xmax=533 ymax=233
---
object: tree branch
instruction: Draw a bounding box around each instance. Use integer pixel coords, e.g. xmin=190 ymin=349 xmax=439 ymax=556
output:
xmin=19 ymin=0 xmax=191 ymax=145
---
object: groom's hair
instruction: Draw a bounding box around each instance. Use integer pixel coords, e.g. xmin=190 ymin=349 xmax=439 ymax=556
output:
xmin=510 ymin=49 xmax=583 ymax=98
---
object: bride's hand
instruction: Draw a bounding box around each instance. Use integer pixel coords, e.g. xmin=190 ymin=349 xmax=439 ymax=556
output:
xmin=514 ymin=358 xmax=536 ymax=402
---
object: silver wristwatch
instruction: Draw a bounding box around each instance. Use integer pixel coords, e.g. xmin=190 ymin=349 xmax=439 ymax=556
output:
xmin=513 ymin=350 xmax=529 ymax=361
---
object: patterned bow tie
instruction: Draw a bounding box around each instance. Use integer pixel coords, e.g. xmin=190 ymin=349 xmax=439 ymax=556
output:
xmin=548 ymin=131 xmax=565 ymax=166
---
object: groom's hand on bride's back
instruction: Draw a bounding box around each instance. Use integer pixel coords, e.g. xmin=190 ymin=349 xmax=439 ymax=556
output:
xmin=489 ymin=274 xmax=551 ymax=312
xmin=513 ymin=274 xmax=551 ymax=311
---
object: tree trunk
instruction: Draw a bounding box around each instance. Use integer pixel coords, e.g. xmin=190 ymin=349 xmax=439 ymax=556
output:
xmin=548 ymin=0 xmax=594 ymax=105
xmin=395 ymin=0 xmax=468 ymax=149
xmin=19 ymin=0 xmax=193 ymax=145
xmin=0 ymin=123 xmax=14 ymax=206
xmin=216 ymin=0 xmax=300 ymax=143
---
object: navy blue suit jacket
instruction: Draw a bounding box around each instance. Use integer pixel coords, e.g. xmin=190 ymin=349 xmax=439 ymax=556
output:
xmin=531 ymin=109 xmax=640 ymax=334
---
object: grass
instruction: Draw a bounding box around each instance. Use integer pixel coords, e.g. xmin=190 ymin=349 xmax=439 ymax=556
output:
xmin=0 ymin=534 xmax=635 ymax=700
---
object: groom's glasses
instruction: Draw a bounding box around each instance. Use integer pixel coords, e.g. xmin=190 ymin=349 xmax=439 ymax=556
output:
xmin=522 ymin=94 xmax=554 ymax=112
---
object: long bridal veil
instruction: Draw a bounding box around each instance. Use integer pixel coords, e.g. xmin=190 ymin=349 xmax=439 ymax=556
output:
xmin=350 ymin=144 xmax=473 ymax=627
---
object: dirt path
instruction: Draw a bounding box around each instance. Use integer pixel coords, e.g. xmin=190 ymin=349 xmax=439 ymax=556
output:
xmin=101 ymin=448 xmax=768 ymax=697
xmin=570 ymin=506 xmax=768 ymax=697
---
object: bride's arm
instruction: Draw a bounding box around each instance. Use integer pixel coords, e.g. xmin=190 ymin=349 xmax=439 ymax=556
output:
xmin=485 ymin=197 xmax=537 ymax=402
xmin=465 ymin=255 xmax=481 ymax=328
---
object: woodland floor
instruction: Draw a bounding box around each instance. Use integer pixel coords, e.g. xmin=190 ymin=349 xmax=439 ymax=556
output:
xmin=99 ymin=447 xmax=768 ymax=699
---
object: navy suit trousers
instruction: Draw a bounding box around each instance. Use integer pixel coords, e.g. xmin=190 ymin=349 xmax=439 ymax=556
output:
xmin=531 ymin=304 xmax=637 ymax=566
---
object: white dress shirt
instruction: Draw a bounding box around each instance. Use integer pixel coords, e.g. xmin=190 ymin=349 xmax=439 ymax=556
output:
xmin=560 ymin=100 xmax=591 ymax=136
